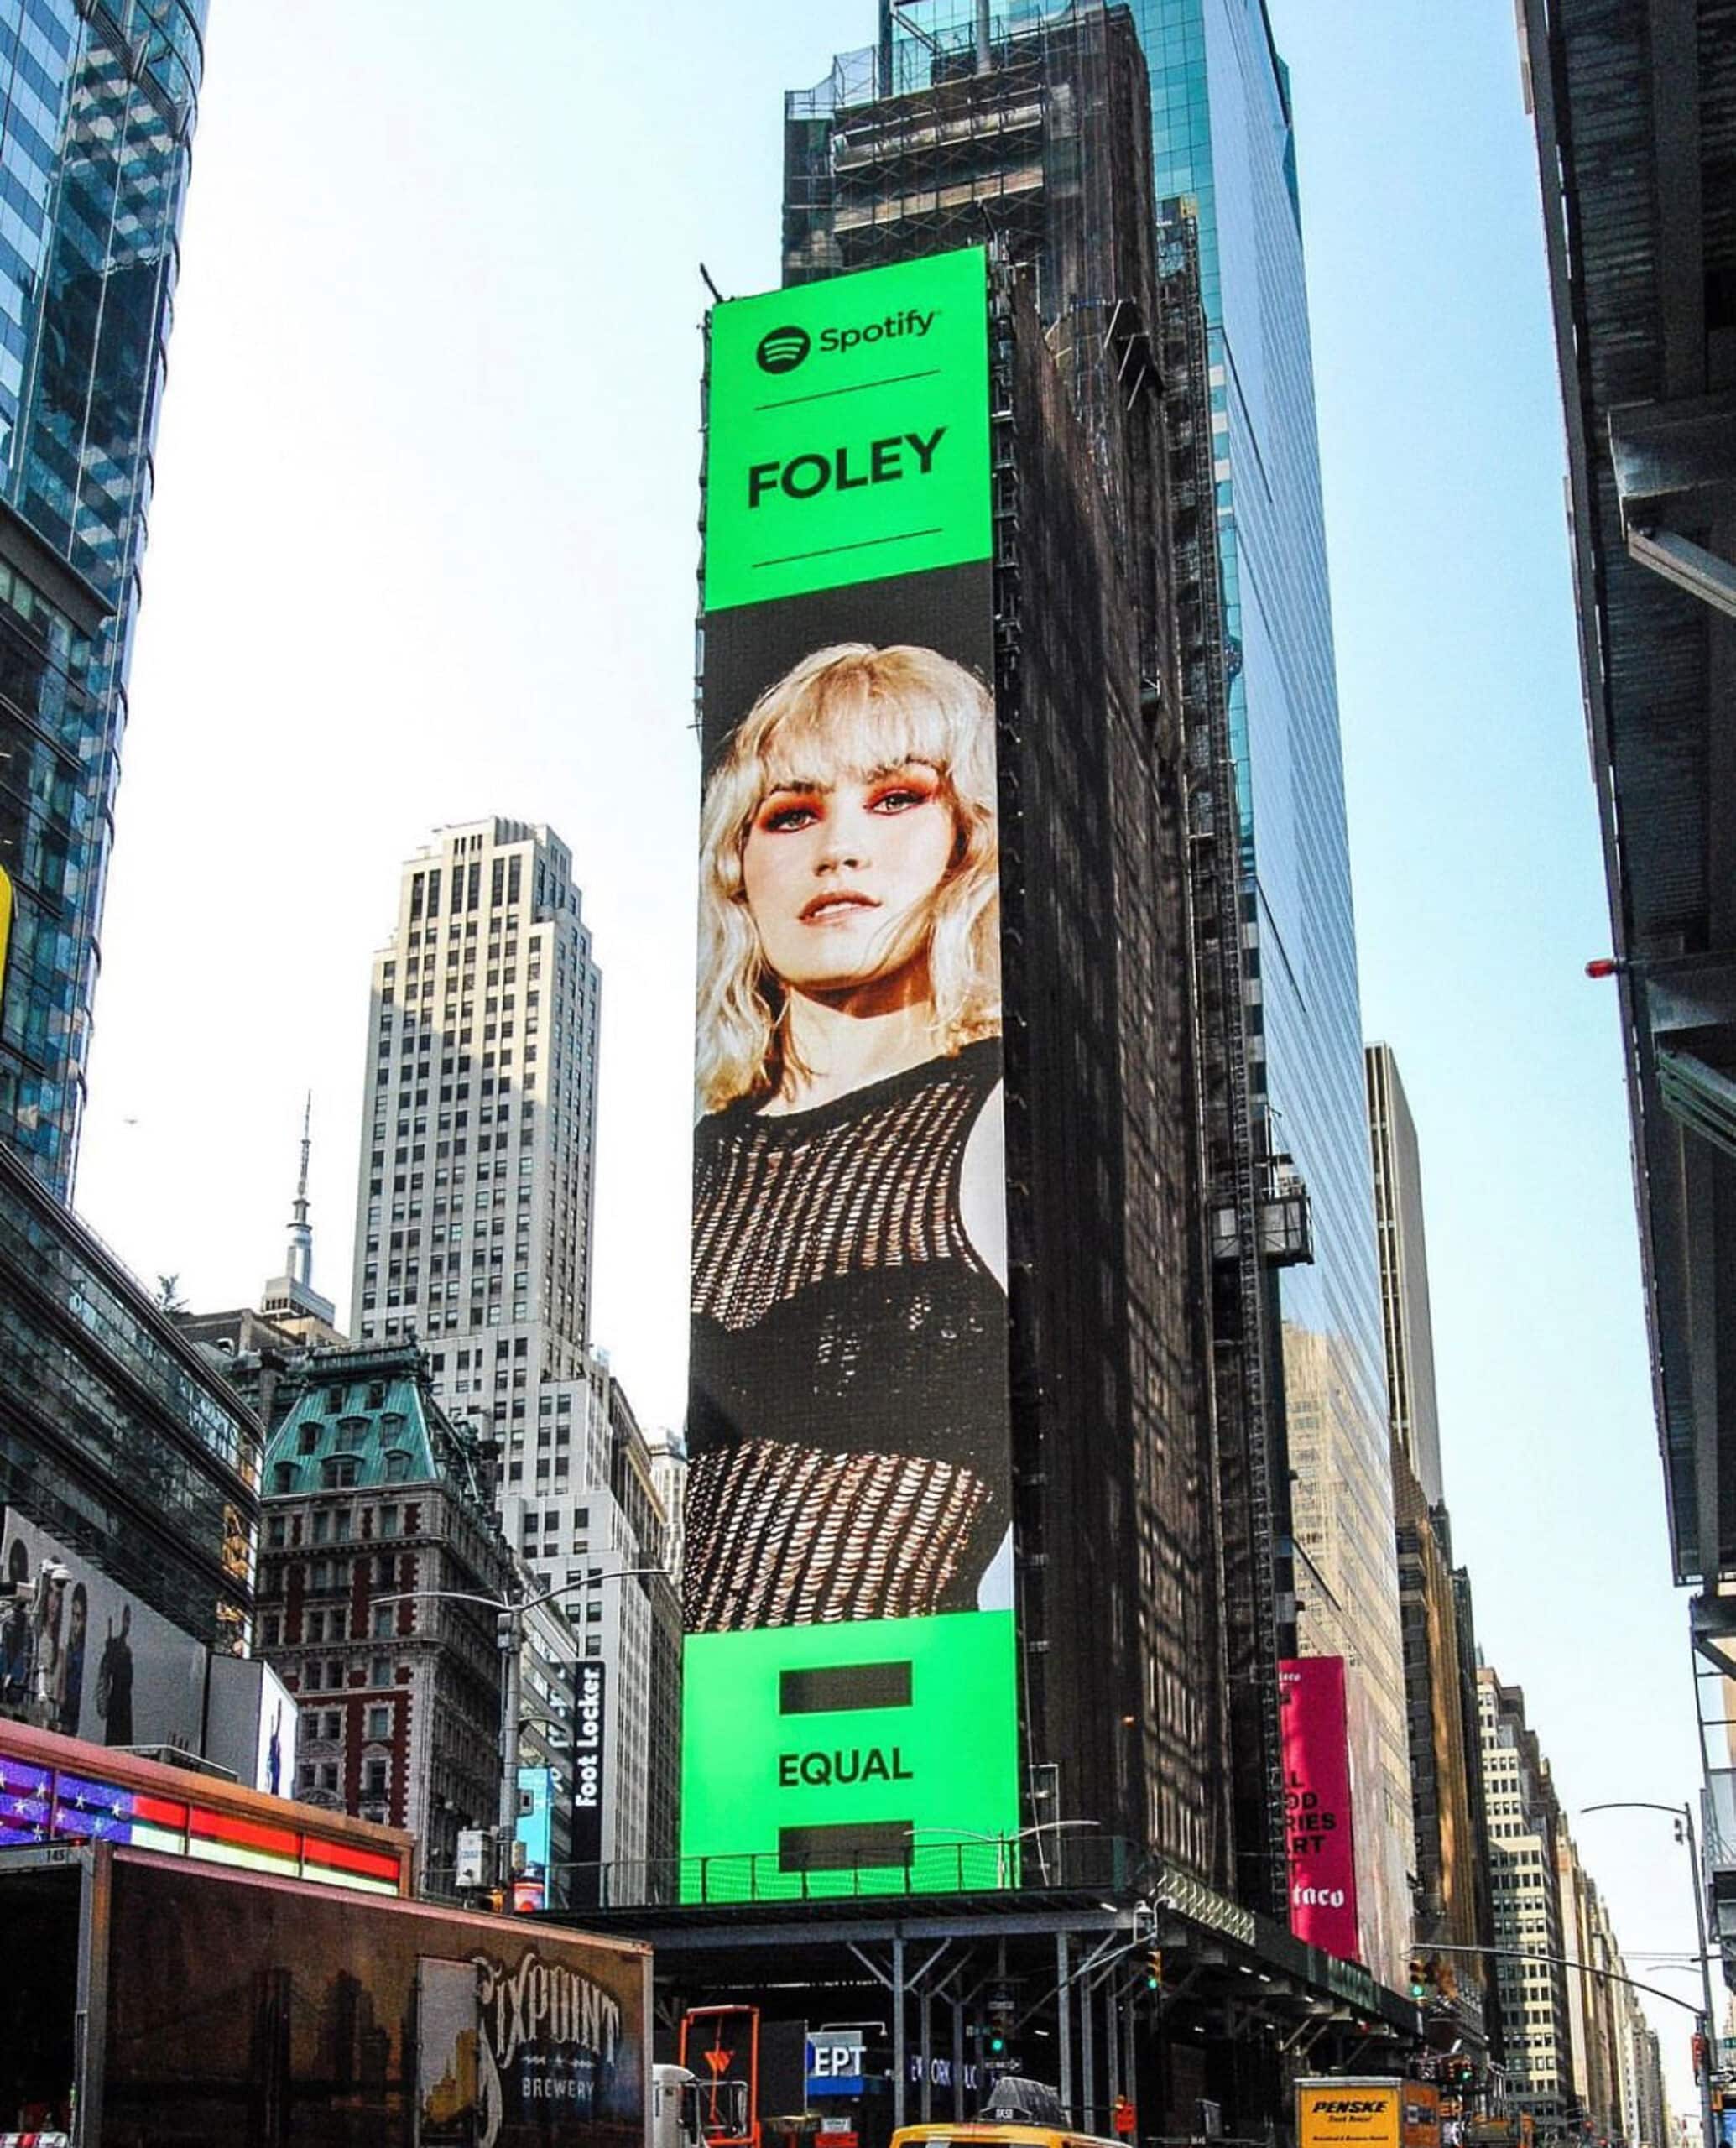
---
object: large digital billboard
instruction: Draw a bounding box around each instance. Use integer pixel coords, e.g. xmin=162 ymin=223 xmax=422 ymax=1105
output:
xmin=1280 ymin=1655 xmax=1360 ymax=1960
xmin=684 ymin=247 xmax=1019 ymax=1896
xmin=1 ymin=1512 xmax=206 ymax=1754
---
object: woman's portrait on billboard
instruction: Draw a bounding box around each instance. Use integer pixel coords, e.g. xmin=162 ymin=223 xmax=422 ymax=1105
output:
xmin=688 ymin=640 xmax=1009 ymax=1634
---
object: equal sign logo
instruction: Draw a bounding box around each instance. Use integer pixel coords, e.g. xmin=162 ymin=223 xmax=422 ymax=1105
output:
xmin=776 ymin=1660 xmax=914 ymax=1876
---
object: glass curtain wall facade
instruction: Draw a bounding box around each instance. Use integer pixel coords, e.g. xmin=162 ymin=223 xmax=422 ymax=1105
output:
xmin=850 ymin=0 xmax=1407 ymax=1981
xmin=1129 ymin=0 xmax=1410 ymax=1985
xmin=0 ymin=0 xmax=206 ymax=1197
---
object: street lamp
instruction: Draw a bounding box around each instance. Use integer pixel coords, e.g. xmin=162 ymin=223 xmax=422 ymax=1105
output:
xmin=1580 ymin=1799 xmax=1716 ymax=2148
xmin=377 ymin=1565 xmax=671 ymax=1890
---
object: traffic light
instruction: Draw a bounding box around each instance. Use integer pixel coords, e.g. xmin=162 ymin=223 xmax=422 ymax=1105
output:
xmin=1693 ymin=2033 xmax=1709 ymax=2083
xmin=987 ymin=2031 xmax=1007 ymax=2057
xmin=1144 ymin=1948 xmax=1164 ymax=1991
xmin=1408 ymin=1958 xmax=1429 ymax=2001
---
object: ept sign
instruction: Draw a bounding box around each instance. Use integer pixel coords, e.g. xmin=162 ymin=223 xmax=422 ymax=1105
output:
xmin=806 ymin=2032 xmax=865 ymax=2098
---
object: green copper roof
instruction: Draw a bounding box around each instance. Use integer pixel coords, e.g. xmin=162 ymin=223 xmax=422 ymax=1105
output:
xmin=263 ymin=1343 xmax=489 ymax=1510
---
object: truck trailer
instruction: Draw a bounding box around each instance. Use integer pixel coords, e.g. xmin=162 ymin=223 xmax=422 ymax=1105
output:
xmin=3 ymin=1840 xmax=649 ymax=2148
xmin=1296 ymin=2079 xmax=1442 ymax=2148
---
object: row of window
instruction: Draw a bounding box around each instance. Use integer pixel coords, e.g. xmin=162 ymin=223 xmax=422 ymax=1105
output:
xmin=299 ymin=1756 xmax=391 ymax=1798
xmin=265 ymin=1504 xmax=404 ymax=1550
xmin=270 ymin=1452 xmax=414 ymax=1494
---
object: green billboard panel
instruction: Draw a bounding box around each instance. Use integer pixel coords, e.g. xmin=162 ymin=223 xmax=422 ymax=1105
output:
xmin=686 ymin=244 xmax=1015 ymax=1902
xmin=704 ymin=247 xmax=992 ymax=611
xmin=680 ymin=1611 xmax=1019 ymax=1899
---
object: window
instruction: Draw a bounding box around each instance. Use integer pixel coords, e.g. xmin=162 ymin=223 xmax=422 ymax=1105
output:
xmin=383 ymin=1450 xmax=412 ymax=1483
xmin=266 ymin=1515 xmax=287 ymax=1548
xmin=364 ymin=1760 xmax=388 ymax=1796
xmin=321 ymin=1455 xmax=361 ymax=1490
xmin=372 ymin=1603 xmax=395 ymax=1639
xmin=261 ymin=1613 xmax=281 ymax=1647
xmin=371 ymin=1656 xmax=392 ymax=1687
xmin=367 ymin=1706 xmax=392 ymax=1739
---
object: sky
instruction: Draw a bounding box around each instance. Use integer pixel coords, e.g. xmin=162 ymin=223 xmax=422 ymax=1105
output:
xmin=71 ymin=0 xmax=1707 ymax=2104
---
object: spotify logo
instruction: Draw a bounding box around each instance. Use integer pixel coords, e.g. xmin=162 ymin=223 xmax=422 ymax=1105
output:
xmin=755 ymin=324 xmax=811 ymax=375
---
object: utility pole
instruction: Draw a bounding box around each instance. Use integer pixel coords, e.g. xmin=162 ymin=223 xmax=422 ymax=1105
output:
xmin=1582 ymin=1801 xmax=1718 ymax=2148
xmin=497 ymin=1603 xmax=523 ymax=1892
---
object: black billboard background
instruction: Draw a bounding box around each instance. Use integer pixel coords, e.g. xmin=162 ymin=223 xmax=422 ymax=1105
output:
xmin=689 ymin=555 xmax=1013 ymax=1633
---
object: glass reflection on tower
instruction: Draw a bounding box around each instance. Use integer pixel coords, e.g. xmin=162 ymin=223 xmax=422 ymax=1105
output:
xmin=0 ymin=0 xmax=208 ymax=1198
xmin=1126 ymin=0 xmax=1412 ymax=1987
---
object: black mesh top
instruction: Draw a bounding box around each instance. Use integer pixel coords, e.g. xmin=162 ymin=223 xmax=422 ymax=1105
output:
xmin=686 ymin=1039 xmax=1009 ymax=1630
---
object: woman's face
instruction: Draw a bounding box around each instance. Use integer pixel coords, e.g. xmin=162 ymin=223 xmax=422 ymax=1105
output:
xmin=741 ymin=757 xmax=957 ymax=998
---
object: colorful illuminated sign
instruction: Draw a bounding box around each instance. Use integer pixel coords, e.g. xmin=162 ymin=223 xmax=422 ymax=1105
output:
xmin=685 ymin=245 xmax=1017 ymax=1899
xmin=1280 ymin=1655 xmax=1360 ymax=1961
xmin=0 ymin=1728 xmax=404 ymax=1895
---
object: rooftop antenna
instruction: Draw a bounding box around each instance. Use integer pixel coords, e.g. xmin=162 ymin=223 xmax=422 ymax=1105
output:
xmin=286 ymin=1092 xmax=314 ymax=1291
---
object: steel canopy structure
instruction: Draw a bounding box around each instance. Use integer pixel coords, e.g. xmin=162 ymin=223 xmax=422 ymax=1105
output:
xmin=557 ymin=1848 xmax=1420 ymax=2135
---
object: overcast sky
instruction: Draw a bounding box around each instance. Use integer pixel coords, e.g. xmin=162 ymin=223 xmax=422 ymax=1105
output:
xmin=72 ymin=3 xmax=1707 ymax=2098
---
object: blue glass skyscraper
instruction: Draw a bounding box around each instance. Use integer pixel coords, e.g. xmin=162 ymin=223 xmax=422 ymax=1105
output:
xmin=0 ymin=0 xmax=206 ymax=1197
xmin=1128 ymin=0 xmax=1410 ymax=1987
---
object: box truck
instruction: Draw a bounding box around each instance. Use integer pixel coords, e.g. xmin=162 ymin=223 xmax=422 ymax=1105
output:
xmin=2 ymin=1840 xmax=649 ymax=2148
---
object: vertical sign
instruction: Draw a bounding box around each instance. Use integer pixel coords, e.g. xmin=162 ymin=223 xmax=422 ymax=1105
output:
xmin=569 ymin=1661 xmax=605 ymax=1907
xmin=514 ymin=1763 xmax=553 ymax=1913
xmin=685 ymin=246 xmax=1019 ymax=1898
xmin=1280 ymin=1655 xmax=1360 ymax=1960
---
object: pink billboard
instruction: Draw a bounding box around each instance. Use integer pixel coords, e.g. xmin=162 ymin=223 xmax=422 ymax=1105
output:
xmin=1279 ymin=1655 xmax=1359 ymax=1962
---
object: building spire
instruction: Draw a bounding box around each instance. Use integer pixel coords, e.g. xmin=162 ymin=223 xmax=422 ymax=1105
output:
xmin=287 ymin=1092 xmax=313 ymax=1290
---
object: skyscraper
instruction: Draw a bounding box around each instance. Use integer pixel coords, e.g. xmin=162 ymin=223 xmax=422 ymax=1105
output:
xmin=351 ymin=818 xmax=683 ymax=1882
xmin=1128 ymin=0 xmax=1412 ymax=1983
xmin=350 ymin=816 xmax=600 ymax=1414
xmin=781 ymin=0 xmax=1407 ymax=1980
xmin=0 ymin=0 xmax=208 ymax=1196
xmin=1475 ymin=1667 xmax=1651 ymax=2140
xmin=683 ymin=4 xmax=1259 ymax=1911
xmin=1366 ymin=1041 xmax=1443 ymax=1505
xmin=1365 ymin=1040 xmax=1494 ymax=2046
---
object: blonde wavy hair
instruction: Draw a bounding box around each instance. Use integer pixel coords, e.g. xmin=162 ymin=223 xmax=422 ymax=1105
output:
xmin=696 ymin=641 xmax=1000 ymax=1113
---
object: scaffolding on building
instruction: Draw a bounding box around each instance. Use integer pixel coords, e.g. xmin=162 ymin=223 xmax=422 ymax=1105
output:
xmin=778 ymin=0 xmax=1295 ymax=1921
